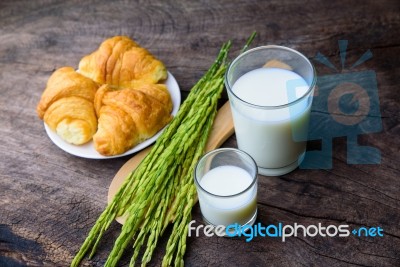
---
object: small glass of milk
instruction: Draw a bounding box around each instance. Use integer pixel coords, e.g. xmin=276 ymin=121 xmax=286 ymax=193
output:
xmin=225 ymin=46 xmax=316 ymax=176
xmin=194 ymin=148 xmax=258 ymax=230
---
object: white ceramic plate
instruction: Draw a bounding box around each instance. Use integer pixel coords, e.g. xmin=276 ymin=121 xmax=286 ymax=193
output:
xmin=44 ymin=72 xmax=181 ymax=159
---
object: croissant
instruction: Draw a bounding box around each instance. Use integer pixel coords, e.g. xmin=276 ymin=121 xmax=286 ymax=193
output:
xmin=36 ymin=67 xmax=99 ymax=145
xmin=93 ymin=84 xmax=172 ymax=156
xmin=78 ymin=36 xmax=167 ymax=87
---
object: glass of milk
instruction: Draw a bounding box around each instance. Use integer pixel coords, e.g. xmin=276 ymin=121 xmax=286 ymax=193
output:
xmin=194 ymin=148 xmax=258 ymax=230
xmin=225 ymin=46 xmax=316 ymax=176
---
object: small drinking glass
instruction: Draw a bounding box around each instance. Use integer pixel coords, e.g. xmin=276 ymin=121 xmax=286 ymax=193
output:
xmin=194 ymin=148 xmax=258 ymax=230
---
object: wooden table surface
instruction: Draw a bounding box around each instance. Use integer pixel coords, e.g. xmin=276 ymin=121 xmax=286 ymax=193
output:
xmin=1 ymin=0 xmax=399 ymax=266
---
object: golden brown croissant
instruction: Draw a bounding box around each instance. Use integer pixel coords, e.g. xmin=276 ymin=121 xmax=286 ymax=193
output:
xmin=78 ymin=36 xmax=167 ymax=87
xmin=36 ymin=67 xmax=99 ymax=145
xmin=93 ymin=84 xmax=173 ymax=156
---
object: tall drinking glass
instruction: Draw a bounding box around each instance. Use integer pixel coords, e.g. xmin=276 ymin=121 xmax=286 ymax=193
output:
xmin=225 ymin=46 xmax=316 ymax=176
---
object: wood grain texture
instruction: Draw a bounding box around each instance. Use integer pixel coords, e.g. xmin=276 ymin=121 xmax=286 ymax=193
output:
xmin=0 ymin=0 xmax=399 ymax=266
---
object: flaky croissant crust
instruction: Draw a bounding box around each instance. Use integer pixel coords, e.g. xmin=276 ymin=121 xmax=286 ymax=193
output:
xmin=78 ymin=36 xmax=167 ymax=87
xmin=37 ymin=67 xmax=98 ymax=120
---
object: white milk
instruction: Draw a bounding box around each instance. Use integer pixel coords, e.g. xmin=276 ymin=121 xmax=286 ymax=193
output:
xmin=230 ymin=68 xmax=311 ymax=175
xmin=198 ymin=165 xmax=257 ymax=226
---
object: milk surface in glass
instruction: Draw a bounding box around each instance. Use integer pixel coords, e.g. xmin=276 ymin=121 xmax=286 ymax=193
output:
xmin=231 ymin=67 xmax=311 ymax=172
xmin=198 ymin=165 xmax=257 ymax=226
